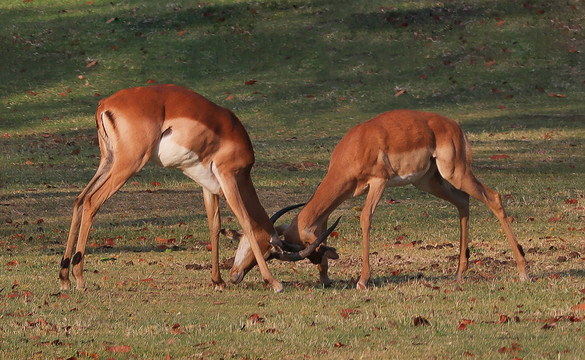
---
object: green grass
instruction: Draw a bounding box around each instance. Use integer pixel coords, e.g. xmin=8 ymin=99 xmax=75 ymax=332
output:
xmin=1 ymin=0 xmax=584 ymax=359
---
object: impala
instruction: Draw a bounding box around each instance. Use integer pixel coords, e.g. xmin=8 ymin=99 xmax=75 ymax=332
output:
xmin=231 ymin=110 xmax=529 ymax=289
xmin=59 ymin=84 xmax=335 ymax=293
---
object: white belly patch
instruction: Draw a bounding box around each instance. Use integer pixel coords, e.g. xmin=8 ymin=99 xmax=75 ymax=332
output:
xmin=387 ymin=171 xmax=427 ymax=186
xmin=151 ymin=132 xmax=221 ymax=194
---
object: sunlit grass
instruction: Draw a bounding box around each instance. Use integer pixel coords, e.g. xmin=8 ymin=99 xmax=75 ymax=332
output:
xmin=1 ymin=0 xmax=584 ymax=359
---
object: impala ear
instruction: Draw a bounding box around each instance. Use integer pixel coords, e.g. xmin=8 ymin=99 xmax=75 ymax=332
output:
xmin=319 ymin=245 xmax=339 ymax=260
xmin=275 ymin=224 xmax=289 ymax=236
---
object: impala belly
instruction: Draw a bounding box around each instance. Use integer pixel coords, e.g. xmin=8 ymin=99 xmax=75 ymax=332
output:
xmin=383 ymin=148 xmax=432 ymax=187
xmin=151 ymin=131 xmax=221 ymax=194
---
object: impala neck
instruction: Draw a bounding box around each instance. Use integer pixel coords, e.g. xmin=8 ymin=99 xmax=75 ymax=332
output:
xmin=287 ymin=173 xmax=353 ymax=245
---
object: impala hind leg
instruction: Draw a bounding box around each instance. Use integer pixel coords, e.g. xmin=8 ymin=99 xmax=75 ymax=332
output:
xmin=357 ymin=179 xmax=387 ymax=290
xmin=60 ymin=160 xmax=112 ymax=290
xmin=69 ymin=162 xmax=141 ymax=290
xmin=458 ymin=174 xmax=528 ymax=281
xmin=414 ymin=169 xmax=471 ymax=281
xmin=203 ymin=189 xmax=226 ymax=290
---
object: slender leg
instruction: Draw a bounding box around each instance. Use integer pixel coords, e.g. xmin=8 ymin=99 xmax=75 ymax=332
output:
xmin=60 ymin=159 xmax=112 ymax=290
xmin=203 ymin=189 xmax=225 ymax=290
xmin=311 ymin=221 xmax=332 ymax=286
xmin=218 ymin=171 xmax=283 ymax=293
xmin=414 ymin=170 xmax=470 ymax=281
xmin=70 ymin=163 xmax=140 ymax=290
xmin=357 ymin=179 xmax=387 ymax=290
xmin=459 ymin=175 xmax=528 ymax=281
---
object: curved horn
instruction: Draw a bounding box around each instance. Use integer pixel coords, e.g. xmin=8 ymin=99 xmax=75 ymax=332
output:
xmin=269 ymin=203 xmax=305 ymax=223
xmin=272 ymin=216 xmax=341 ymax=262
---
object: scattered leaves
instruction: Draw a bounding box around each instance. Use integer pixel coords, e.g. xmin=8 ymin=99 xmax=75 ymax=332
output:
xmin=341 ymin=308 xmax=360 ymax=318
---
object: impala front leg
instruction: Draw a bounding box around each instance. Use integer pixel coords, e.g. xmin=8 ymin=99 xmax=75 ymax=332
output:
xmin=455 ymin=211 xmax=470 ymax=282
xmin=219 ymin=172 xmax=283 ymax=293
xmin=203 ymin=189 xmax=226 ymax=290
xmin=357 ymin=179 xmax=386 ymax=290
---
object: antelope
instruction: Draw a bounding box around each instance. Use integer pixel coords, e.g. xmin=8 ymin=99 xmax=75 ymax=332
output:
xmin=59 ymin=84 xmax=336 ymax=293
xmin=230 ymin=110 xmax=529 ymax=289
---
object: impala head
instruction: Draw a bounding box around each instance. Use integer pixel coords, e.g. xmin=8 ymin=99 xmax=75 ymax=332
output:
xmin=226 ymin=204 xmax=340 ymax=284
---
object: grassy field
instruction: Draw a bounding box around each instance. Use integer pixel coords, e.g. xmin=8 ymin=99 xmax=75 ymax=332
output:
xmin=1 ymin=0 xmax=584 ymax=359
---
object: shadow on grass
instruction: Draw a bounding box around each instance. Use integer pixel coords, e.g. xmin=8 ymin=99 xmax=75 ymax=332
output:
xmin=2 ymin=0 xmax=582 ymax=130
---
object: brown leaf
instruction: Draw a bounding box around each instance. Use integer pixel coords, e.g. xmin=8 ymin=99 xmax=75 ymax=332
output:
xmin=86 ymin=60 xmax=98 ymax=68
xmin=490 ymin=154 xmax=511 ymax=160
xmin=571 ymin=303 xmax=585 ymax=312
xmin=394 ymin=89 xmax=406 ymax=97
xmin=248 ymin=313 xmax=264 ymax=324
xmin=413 ymin=316 xmax=430 ymax=326
xmin=104 ymin=345 xmax=131 ymax=353
xmin=341 ymin=308 xmax=360 ymax=318
xmin=5 ymin=260 xmax=18 ymax=267
xmin=542 ymin=322 xmax=557 ymax=329
xmin=155 ymin=236 xmax=175 ymax=245
xmin=245 ymin=80 xmax=256 ymax=85
xmin=170 ymin=323 xmax=184 ymax=334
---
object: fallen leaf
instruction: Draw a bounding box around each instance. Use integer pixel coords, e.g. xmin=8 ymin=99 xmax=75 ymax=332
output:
xmin=490 ymin=154 xmax=511 ymax=160
xmin=413 ymin=316 xmax=430 ymax=326
xmin=86 ymin=60 xmax=98 ymax=68
xmin=5 ymin=260 xmax=18 ymax=267
xmin=394 ymin=89 xmax=406 ymax=97
xmin=571 ymin=303 xmax=585 ymax=312
xmin=170 ymin=323 xmax=184 ymax=334
xmin=248 ymin=313 xmax=264 ymax=324
xmin=341 ymin=308 xmax=360 ymax=318
xmin=245 ymin=80 xmax=256 ymax=85
xmin=155 ymin=236 xmax=175 ymax=244
xmin=542 ymin=322 xmax=557 ymax=330
xmin=104 ymin=345 xmax=131 ymax=353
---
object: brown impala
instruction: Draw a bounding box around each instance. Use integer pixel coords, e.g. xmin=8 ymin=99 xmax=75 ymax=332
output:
xmin=230 ymin=110 xmax=529 ymax=289
xmin=59 ymin=84 xmax=337 ymax=293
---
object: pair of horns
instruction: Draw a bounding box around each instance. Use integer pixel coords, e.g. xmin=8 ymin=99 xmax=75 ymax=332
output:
xmin=269 ymin=203 xmax=341 ymax=262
